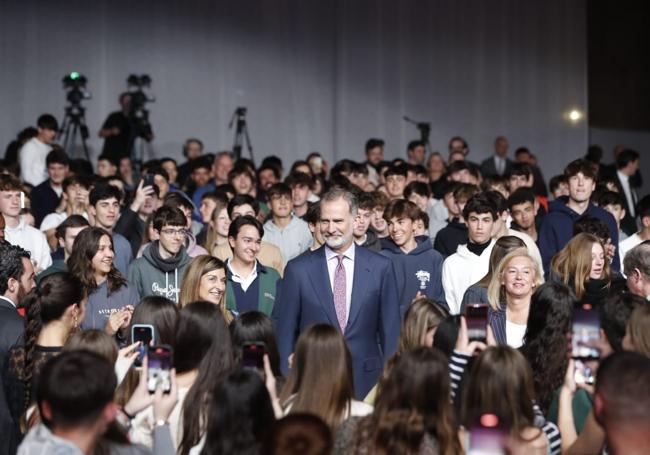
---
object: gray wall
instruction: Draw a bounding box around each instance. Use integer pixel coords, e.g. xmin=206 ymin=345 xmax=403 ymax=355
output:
xmin=1 ymin=0 xmax=587 ymax=180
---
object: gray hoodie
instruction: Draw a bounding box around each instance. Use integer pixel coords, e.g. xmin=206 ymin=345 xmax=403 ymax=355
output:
xmin=127 ymin=241 xmax=191 ymax=303
xmin=18 ymin=424 xmax=172 ymax=455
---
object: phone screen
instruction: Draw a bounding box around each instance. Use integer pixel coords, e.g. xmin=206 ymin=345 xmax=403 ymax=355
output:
xmin=147 ymin=345 xmax=173 ymax=394
xmin=132 ymin=325 xmax=154 ymax=368
xmin=571 ymin=303 xmax=600 ymax=359
xmin=143 ymin=173 xmax=155 ymax=187
xmin=574 ymin=359 xmax=595 ymax=385
xmin=465 ymin=304 xmax=489 ymax=342
xmin=242 ymin=342 xmax=265 ymax=370
xmin=468 ymin=413 xmax=506 ymax=455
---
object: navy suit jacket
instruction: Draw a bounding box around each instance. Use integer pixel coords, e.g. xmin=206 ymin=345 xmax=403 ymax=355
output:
xmin=272 ymin=244 xmax=401 ymax=398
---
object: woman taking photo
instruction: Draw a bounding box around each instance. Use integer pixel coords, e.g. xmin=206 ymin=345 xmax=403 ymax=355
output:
xmin=335 ymin=347 xmax=461 ymax=455
xmin=550 ymin=233 xmax=624 ymax=306
xmin=487 ymin=249 xmax=543 ymax=347
xmin=520 ymin=282 xmax=575 ymax=415
xmin=5 ymin=273 xmax=86 ymax=430
xmin=280 ymin=324 xmax=372 ymax=430
xmin=365 ymin=298 xmax=448 ymax=403
xmin=458 ymin=345 xmax=561 ymax=454
xmin=68 ymin=227 xmax=139 ymax=332
xmin=130 ymin=301 xmax=234 ymax=452
xmin=461 ymin=235 xmax=526 ymax=311
xmin=179 ymin=255 xmax=232 ymax=323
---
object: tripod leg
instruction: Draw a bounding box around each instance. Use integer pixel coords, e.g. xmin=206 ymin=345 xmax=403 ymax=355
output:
xmin=243 ymin=124 xmax=255 ymax=166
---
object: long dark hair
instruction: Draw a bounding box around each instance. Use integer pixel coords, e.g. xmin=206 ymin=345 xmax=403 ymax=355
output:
xmin=68 ymin=227 xmax=127 ymax=295
xmin=521 ymin=283 xmax=575 ymax=413
xmin=178 ymin=301 xmax=235 ymax=455
xmin=462 ymin=346 xmax=538 ymax=439
xmin=22 ymin=272 xmax=85 ymax=410
xmin=359 ymin=347 xmax=461 ymax=455
xmin=279 ymin=324 xmax=354 ymax=430
xmin=128 ymin=296 xmax=179 ymax=347
xmin=200 ymin=368 xmax=275 ymax=455
xmin=230 ymin=311 xmax=282 ymax=378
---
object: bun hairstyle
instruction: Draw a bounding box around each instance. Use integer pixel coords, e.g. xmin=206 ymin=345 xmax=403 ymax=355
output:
xmin=22 ymin=272 xmax=85 ymax=411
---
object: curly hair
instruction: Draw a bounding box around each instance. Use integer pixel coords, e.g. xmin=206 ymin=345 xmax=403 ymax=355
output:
xmin=68 ymin=227 xmax=127 ymax=295
xmin=520 ymin=282 xmax=575 ymax=413
xmin=0 ymin=242 xmax=30 ymax=295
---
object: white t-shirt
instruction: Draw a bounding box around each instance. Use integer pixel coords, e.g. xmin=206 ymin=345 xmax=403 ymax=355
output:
xmin=505 ymin=320 xmax=527 ymax=348
xmin=19 ymin=137 xmax=51 ymax=186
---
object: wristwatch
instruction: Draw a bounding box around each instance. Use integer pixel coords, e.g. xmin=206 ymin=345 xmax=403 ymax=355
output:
xmin=155 ymin=419 xmax=168 ymax=427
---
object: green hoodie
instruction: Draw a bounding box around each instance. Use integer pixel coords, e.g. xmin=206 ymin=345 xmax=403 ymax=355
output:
xmin=127 ymin=241 xmax=191 ymax=303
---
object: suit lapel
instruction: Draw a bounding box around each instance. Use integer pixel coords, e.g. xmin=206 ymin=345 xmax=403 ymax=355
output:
xmin=347 ymin=247 xmax=371 ymax=330
xmin=308 ymin=248 xmax=339 ymax=327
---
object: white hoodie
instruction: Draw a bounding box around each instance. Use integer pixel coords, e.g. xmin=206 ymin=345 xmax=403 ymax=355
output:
xmin=442 ymin=239 xmax=495 ymax=314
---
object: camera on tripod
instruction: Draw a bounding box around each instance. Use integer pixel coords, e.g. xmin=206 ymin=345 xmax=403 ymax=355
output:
xmin=62 ymin=72 xmax=91 ymax=118
xmin=126 ymin=74 xmax=155 ymax=140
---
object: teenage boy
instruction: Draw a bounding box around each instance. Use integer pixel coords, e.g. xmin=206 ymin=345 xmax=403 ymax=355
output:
xmin=212 ymin=194 xmax=285 ymax=275
xmin=285 ymin=172 xmax=313 ymax=219
xmin=225 ymin=216 xmax=281 ymax=316
xmin=20 ymin=114 xmax=58 ymax=186
xmin=598 ymin=190 xmax=628 ymax=242
xmin=115 ymin=180 xmax=161 ymax=256
xmin=162 ymin=193 xmax=208 ymax=257
xmin=96 ymin=154 xmax=119 ymax=177
xmin=369 ymin=191 xmax=390 ymax=240
xmin=506 ymin=162 xmax=548 ymax=213
xmin=549 ymin=174 xmax=569 ymax=199
xmin=441 ymin=193 xmax=497 ymax=314
xmin=486 ymin=190 xmax=543 ymax=273
xmin=303 ymin=201 xmax=324 ymax=251
xmin=433 ymin=183 xmax=479 ymax=258
xmin=539 ymin=159 xmax=620 ymax=274
xmin=37 ymin=215 xmax=89 ymax=282
xmin=508 ymin=188 xmax=540 ymax=242
xmin=383 ymin=163 xmax=408 ymax=200
xmin=88 ymin=183 xmax=134 ymax=276
xmin=18 ymin=351 xmax=176 ymax=454
xmin=30 ymin=149 xmax=70 ymax=227
xmin=128 ymin=206 xmax=191 ymax=302
xmin=0 ymin=174 xmax=51 ymax=272
xmin=353 ymin=192 xmax=382 ymax=252
xmin=263 ymin=183 xmax=312 ymax=261
xmin=380 ymin=200 xmax=446 ymax=314
xmin=40 ymin=176 xmax=90 ymax=250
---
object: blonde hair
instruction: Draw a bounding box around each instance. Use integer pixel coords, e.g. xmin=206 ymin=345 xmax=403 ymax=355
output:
xmin=550 ymin=233 xmax=611 ymax=300
xmin=627 ymin=305 xmax=650 ymax=358
xmin=397 ymin=299 xmax=448 ymax=353
xmin=179 ymin=255 xmax=233 ymax=324
xmin=203 ymin=199 xmax=230 ymax=251
xmin=487 ymin=250 xmax=543 ymax=310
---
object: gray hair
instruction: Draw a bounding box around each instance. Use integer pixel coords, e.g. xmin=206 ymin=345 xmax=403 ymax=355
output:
xmin=624 ymin=242 xmax=650 ymax=278
xmin=320 ymin=187 xmax=358 ymax=217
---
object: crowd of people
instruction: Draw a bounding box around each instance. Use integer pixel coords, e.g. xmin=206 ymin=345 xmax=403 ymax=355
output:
xmin=0 ymin=112 xmax=649 ymax=454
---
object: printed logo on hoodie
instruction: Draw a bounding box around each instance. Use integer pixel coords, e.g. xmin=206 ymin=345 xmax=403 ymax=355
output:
xmin=415 ymin=270 xmax=431 ymax=290
xmin=152 ymin=282 xmax=180 ymax=299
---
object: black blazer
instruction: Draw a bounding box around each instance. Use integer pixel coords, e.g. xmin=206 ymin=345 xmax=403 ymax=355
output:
xmin=612 ymin=173 xmax=639 ymax=237
xmin=0 ymin=297 xmax=23 ymax=455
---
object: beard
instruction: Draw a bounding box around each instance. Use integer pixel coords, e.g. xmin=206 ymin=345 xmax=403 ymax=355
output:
xmin=324 ymin=231 xmax=353 ymax=250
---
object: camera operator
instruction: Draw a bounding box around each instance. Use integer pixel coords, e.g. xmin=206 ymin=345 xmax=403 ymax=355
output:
xmin=98 ymin=92 xmax=132 ymax=162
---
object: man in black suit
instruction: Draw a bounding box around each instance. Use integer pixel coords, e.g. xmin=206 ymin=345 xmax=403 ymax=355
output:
xmin=0 ymin=242 xmax=36 ymax=454
xmin=481 ymin=136 xmax=514 ymax=178
xmin=610 ymin=149 xmax=641 ymax=237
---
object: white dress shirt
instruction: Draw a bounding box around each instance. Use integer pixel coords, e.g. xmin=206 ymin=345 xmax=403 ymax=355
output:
xmin=5 ymin=218 xmax=53 ymax=270
xmin=19 ymin=137 xmax=51 ymax=186
xmin=325 ymin=243 xmax=355 ymax=321
xmin=0 ymin=296 xmax=17 ymax=308
xmin=227 ymin=258 xmax=258 ymax=292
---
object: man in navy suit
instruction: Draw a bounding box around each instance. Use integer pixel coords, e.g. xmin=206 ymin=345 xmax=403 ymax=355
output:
xmin=273 ymin=187 xmax=401 ymax=398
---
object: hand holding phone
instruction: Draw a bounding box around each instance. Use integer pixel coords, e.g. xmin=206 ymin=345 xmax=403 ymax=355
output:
xmin=132 ymin=324 xmax=155 ymax=368
xmin=242 ymin=342 xmax=266 ymax=372
xmin=147 ymin=345 xmax=173 ymax=394
xmin=571 ymin=303 xmax=600 ymax=360
xmin=465 ymin=303 xmax=489 ymax=343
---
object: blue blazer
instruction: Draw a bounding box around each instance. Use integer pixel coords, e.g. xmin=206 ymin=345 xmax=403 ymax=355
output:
xmin=272 ymin=245 xmax=401 ymax=399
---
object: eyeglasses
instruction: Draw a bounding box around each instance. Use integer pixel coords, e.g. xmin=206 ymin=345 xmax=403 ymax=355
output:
xmin=160 ymin=228 xmax=186 ymax=237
